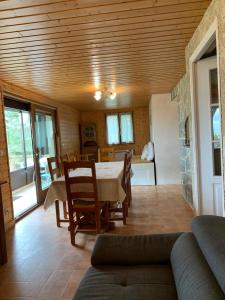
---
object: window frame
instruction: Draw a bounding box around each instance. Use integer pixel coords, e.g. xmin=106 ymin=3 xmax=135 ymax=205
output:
xmin=105 ymin=111 xmax=135 ymax=145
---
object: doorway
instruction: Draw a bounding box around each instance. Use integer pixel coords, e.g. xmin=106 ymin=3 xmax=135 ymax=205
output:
xmin=4 ymin=100 xmax=38 ymax=218
xmin=4 ymin=98 xmax=58 ymax=218
xmin=196 ymin=56 xmax=223 ymax=215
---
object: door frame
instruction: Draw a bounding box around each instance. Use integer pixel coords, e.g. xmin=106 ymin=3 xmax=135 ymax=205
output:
xmin=2 ymin=92 xmax=61 ymax=214
xmin=31 ymin=104 xmax=59 ymax=203
xmin=0 ymin=181 xmax=7 ymax=264
xmin=189 ymin=18 xmax=224 ymax=216
xmin=3 ymin=98 xmax=40 ymax=219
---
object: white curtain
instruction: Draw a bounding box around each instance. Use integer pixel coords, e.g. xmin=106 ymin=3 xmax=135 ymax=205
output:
xmin=120 ymin=113 xmax=134 ymax=143
xmin=106 ymin=114 xmax=120 ymax=144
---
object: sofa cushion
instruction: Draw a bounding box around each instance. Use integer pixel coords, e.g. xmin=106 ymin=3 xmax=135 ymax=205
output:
xmin=171 ymin=232 xmax=224 ymax=300
xmin=91 ymin=233 xmax=181 ymax=266
xmin=192 ymin=215 xmax=225 ymax=294
xmin=74 ymin=264 xmax=177 ymax=300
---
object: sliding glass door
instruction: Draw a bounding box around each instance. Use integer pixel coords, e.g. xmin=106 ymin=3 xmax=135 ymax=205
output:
xmin=4 ymin=106 xmax=38 ymax=218
xmin=4 ymin=98 xmax=58 ymax=216
xmin=32 ymin=106 xmax=58 ymax=202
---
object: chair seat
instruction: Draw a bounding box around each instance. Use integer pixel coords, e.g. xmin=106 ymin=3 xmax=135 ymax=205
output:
xmin=73 ymin=199 xmax=105 ymax=209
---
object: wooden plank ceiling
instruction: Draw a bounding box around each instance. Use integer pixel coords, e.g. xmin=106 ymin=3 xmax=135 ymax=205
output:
xmin=0 ymin=0 xmax=211 ymax=110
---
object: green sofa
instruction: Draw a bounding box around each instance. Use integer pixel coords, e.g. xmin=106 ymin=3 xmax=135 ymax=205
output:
xmin=74 ymin=216 xmax=225 ymax=299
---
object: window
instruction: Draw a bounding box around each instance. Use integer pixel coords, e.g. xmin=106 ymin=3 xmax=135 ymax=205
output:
xmin=106 ymin=112 xmax=134 ymax=145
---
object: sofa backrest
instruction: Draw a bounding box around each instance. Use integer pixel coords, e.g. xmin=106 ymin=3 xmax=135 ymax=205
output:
xmin=91 ymin=233 xmax=181 ymax=266
xmin=171 ymin=232 xmax=224 ymax=300
xmin=192 ymin=215 xmax=225 ymax=294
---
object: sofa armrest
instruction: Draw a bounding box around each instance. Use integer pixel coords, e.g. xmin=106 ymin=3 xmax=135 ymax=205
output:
xmin=91 ymin=233 xmax=182 ymax=266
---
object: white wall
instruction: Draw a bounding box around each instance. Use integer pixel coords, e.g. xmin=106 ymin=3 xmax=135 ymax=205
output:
xmin=150 ymin=94 xmax=181 ymax=184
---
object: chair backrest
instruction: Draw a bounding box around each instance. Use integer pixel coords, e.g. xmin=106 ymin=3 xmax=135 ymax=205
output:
xmin=76 ymin=153 xmax=89 ymax=161
xmin=64 ymin=160 xmax=99 ymax=209
xmin=98 ymin=147 xmax=115 ymax=162
xmin=68 ymin=152 xmax=77 ymax=162
xmin=47 ymin=157 xmax=61 ymax=181
xmin=122 ymin=150 xmax=132 ymax=193
xmin=61 ymin=153 xmax=69 ymax=162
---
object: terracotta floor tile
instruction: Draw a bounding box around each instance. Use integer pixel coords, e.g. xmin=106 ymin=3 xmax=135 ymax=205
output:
xmin=0 ymin=282 xmax=43 ymax=298
xmin=37 ymin=283 xmax=67 ymax=299
xmin=0 ymin=185 xmax=193 ymax=299
xmin=0 ymin=298 xmax=35 ymax=300
xmin=46 ymin=270 xmax=74 ymax=286
xmin=60 ymin=270 xmax=87 ymax=299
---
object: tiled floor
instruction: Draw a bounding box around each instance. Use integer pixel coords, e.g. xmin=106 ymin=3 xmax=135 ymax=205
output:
xmin=0 ymin=185 xmax=193 ymax=300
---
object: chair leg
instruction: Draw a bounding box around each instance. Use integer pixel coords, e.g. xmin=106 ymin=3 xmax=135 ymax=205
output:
xmin=125 ymin=199 xmax=129 ymax=217
xmin=63 ymin=201 xmax=67 ymax=219
xmin=127 ymin=180 xmax=132 ymax=207
xmin=70 ymin=223 xmax=76 ymax=246
xmin=69 ymin=212 xmax=78 ymax=246
xmin=55 ymin=200 xmax=60 ymax=227
xmin=76 ymin=212 xmax=81 ymax=224
xmin=122 ymin=202 xmax=127 ymax=225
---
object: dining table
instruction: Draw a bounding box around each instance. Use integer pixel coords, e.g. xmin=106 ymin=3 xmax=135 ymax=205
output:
xmin=43 ymin=161 xmax=125 ymax=210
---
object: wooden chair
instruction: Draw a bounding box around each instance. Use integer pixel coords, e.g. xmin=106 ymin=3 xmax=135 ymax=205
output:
xmin=62 ymin=152 xmax=93 ymax=162
xmin=61 ymin=153 xmax=69 ymax=162
xmin=60 ymin=153 xmax=70 ymax=172
xmin=64 ymin=160 xmax=107 ymax=245
xmin=68 ymin=152 xmax=77 ymax=162
xmin=47 ymin=157 xmax=68 ymax=227
xmin=76 ymin=153 xmax=90 ymax=161
xmin=109 ymin=150 xmax=132 ymax=224
xmin=48 ymin=156 xmax=61 ymax=180
xmin=125 ymin=150 xmax=133 ymax=207
xmin=98 ymin=147 xmax=115 ymax=162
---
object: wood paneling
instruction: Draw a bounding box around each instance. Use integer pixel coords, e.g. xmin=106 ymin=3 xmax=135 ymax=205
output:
xmin=59 ymin=106 xmax=80 ymax=154
xmin=0 ymin=0 xmax=211 ymax=109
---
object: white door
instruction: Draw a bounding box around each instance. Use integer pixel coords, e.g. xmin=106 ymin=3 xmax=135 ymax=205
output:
xmin=196 ymin=56 xmax=224 ymax=216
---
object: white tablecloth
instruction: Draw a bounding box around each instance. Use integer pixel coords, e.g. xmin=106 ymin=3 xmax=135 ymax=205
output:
xmin=43 ymin=161 xmax=125 ymax=209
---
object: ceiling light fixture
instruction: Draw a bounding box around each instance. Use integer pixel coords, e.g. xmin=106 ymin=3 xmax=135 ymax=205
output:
xmin=94 ymin=89 xmax=117 ymax=101
xmin=94 ymin=90 xmax=102 ymax=101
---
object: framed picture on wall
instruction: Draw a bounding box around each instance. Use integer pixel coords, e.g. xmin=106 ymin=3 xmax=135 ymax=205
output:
xmin=81 ymin=123 xmax=97 ymax=147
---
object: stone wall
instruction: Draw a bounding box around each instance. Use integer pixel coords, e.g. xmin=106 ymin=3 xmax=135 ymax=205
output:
xmin=175 ymin=74 xmax=193 ymax=205
xmin=174 ymin=0 xmax=225 ymax=210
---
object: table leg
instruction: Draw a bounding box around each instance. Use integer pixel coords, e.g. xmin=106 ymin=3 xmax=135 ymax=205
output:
xmin=55 ymin=200 xmax=60 ymax=227
xmin=63 ymin=201 xmax=68 ymax=219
